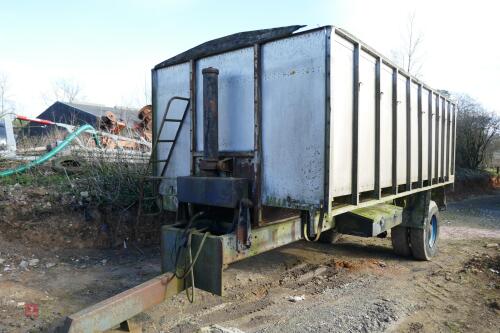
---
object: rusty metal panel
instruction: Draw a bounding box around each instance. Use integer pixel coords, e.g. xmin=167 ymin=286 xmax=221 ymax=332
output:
xmin=335 ymin=203 xmax=403 ymax=237
xmin=161 ymin=227 xmax=224 ymax=296
xmin=410 ymin=81 xmax=419 ymax=182
xmin=261 ymin=29 xmax=327 ymax=208
xmin=177 ymin=176 xmax=248 ymax=208
xmin=220 ymin=216 xmax=312 ymax=264
xmin=195 ymin=47 xmax=254 ymax=152
xmin=396 ymin=73 xmax=407 ymax=185
xmin=358 ymin=50 xmax=376 ymax=192
xmin=379 ymin=63 xmax=393 ymax=188
xmin=154 ymin=63 xmax=191 ymax=206
xmin=330 ymin=33 xmax=354 ymax=197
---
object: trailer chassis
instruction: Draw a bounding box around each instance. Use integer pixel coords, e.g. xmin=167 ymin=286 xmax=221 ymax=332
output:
xmin=62 ymin=182 xmax=450 ymax=332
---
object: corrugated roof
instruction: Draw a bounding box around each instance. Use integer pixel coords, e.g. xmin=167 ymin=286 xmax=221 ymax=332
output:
xmin=154 ymin=25 xmax=305 ymax=70
xmin=62 ymin=102 xmax=140 ymax=125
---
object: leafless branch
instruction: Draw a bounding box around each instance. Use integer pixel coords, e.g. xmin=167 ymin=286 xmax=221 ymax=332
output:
xmin=43 ymin=78 xmax=84 ymax=104
xmin=392 ymin=11 xmax=424 ymax=77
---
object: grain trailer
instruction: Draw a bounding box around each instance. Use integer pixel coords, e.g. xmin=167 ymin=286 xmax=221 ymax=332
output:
xmin=64 ymin=25 xmax=457 ymax=332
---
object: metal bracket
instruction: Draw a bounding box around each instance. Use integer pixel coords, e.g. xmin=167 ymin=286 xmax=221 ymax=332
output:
xmin=236 ymin=200 xmax=252 ymax=251
xmin=399 ymin=190 xmax=431 ymax=229
xmin=335 ymin=204 xmax=403 ymax=237
xmin=432 ymin=186 xmax=447 ymax=211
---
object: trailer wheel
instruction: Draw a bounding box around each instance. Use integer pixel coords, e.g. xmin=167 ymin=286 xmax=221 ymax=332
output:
xmin=410 ymin=201 xmax=439 ymax=261
xmin=319 ymin=229 xmax=341 ymax=244
xmin=391 ymin=226 xmax=411 ymax=256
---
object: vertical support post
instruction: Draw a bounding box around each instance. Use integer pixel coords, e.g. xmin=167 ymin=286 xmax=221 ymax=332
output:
xmin=253 ymin=43 xmax=263 ymax=225
xmin=189 ymin=60 xmax=197 ymax=175
xmin=351 ymin=43 xmax=360 ymax=205
xmin=446 ymin=101 xmax=451 ymax=181
xmin=324 ymin=29 xmax=332 ymax=209
xmin=428 ymin=91 xmax=433 ymax=185
xmin=202 ymin=67 xmax=219 ymax=172
xmin=151 ymin=69 xmax=158 ymax=177
xmin=417 ymin=83 xmax=423 ymax=188
xmin=391 ymin=68 xmax=398 ymax=194
xmin=451 ymin=104 xmax=456 ymax=175
xmin=374 ymin=57 xmax=382 ymax=199
xmin=406 ymin=77 xmax=411 ymax=190
xmin=434 ymin=95 xmax=440 ymax=183
xmin=440 ymin=98 xmax=446 ymax=181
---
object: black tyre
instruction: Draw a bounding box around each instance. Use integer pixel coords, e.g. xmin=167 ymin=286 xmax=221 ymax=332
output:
xmin=410 ymin=201 xmax=439 ymax=260
xmin=52 ymin=157 xmax=85 ymax=174
xmin=391 ymin=226 xmax=411 ymax=257
xmin=319 ymin=229 xmax=342 ymax=244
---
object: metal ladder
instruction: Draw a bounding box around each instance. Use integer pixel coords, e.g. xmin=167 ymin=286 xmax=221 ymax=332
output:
xmin=136 ymin=96 xmax=190 ymax=222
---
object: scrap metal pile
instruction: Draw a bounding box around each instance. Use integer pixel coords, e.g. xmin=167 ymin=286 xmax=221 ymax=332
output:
xmin=0 ymin=105 xmax=153 ymax=176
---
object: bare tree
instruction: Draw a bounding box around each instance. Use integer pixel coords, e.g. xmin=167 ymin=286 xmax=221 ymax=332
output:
xmin=53 ymin=78 xmax=83 ymax=103
xmin=455 ymin=94 xmax=500 ymax=169
xmin=43 ymin=78 xmax=84 ymax=104
xmin=392 ymin=12 xmax=424 ymax=76
xmin=0 ymin=73 xmax=15 ymax=116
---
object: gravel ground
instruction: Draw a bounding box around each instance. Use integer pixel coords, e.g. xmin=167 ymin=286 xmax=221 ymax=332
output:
xmin=0 ymin=192 xmax=499 ymax=332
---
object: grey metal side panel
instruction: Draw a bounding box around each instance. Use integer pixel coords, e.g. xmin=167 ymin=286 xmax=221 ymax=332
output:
xmin=195 ymin=47 xmax=254 ymax=152
xmin=154 ymin=63 xmax=191 ymax=200
xmin=422 ymin=89 xmax=430 ymax=181
xmin=330 ymin=34 xmax=354 ymax=197
xmin=358 ymin=50 xmax=376 ymax=192
xmin=410 ymin=82 xmax=419 ymax=182
xmin=379 ymin=64 xmax=393 ymax=188
xmin=261 ymin=30 xmax=326 ymax=207
xmin=396 ymin=73 xmax=407 ymax=185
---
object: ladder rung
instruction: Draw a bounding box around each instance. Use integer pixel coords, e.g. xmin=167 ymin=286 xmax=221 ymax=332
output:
xmin=143 ymin=196 xmax=160 ymax=200
xmin=164 ymin=118 xmax=182 ymax=122
xmin=157 ymin=139 xmax=174 ymax=143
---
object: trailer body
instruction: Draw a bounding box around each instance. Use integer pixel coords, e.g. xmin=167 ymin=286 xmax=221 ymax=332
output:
xmin=149 ymin=25 xmax=456 ymax=296
xmin=152 ymin=25 xmax=456 ymax=217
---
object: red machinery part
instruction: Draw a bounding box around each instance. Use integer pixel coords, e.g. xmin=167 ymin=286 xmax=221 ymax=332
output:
xmin=16 ymin=115 xmax=56 ymax=126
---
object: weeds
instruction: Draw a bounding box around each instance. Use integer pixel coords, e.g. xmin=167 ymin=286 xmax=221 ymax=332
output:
xmin=74 ymin=151 xmax=151 ymax=210
xmin=0 ymin=120 xmax=163 ymax=247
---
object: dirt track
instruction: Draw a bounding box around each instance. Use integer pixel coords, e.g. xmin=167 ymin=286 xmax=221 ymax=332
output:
xmin=0 ymin=193 xmax=499 ymax=332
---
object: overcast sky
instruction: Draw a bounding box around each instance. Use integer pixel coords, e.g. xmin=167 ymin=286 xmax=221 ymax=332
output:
xmin=1 ymin=0 xmax=498 ymax=117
